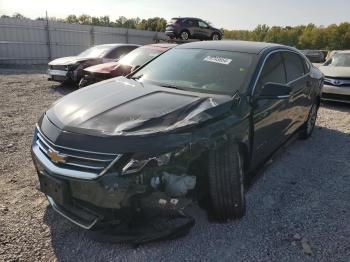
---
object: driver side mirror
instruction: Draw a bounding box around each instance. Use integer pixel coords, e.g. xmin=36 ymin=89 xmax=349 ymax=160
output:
xmin=257 ymin=82 xmax=291 ymax=99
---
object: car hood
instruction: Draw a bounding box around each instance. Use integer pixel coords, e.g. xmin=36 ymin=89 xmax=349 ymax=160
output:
xmin=48 ymin=56 xmax=99 ymax=66
xmin=84 ymin=62 xmax=119 ymax=74
xmin=45 ymin=77 xmax=234 ymax=137
xmin=319 ymin=66 xmax=350 ymax=77
xmin=210 ymin=26 xmax=223 ymax=34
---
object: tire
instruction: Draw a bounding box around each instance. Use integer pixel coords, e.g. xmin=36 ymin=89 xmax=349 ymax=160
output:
xmin=299 ymin=102 xmax=318 ymax=139
xmin=180 ymin=30 xmax=190 ymax=41
xmin=78 ymin=76 xmax=89 ymax=88
xmin=208 ymin=142 xmax=246 ymax=221
xmin=212 ymin=33 xmax=221 ymax=40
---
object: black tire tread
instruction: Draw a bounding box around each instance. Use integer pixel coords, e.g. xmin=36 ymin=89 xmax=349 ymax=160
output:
xmin=208 ymin=143 xmax=245 ymax=221
xmin=212 ymin=32 xmax=221 ymax=40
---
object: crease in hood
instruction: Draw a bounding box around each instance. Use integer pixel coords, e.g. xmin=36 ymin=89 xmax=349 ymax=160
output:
xmin=46 ymin=77 xmax=234 ymax=137
xmin=84 ymin=62 xmax=120 ymax=74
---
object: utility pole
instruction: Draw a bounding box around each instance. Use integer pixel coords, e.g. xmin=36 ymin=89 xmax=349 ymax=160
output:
xmin=45 ymin=11 xmax=52 ymax=62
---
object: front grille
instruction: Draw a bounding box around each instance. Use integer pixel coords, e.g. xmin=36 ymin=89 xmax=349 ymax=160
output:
xmin=36 ymin=131 xmax=120 ymax=174
xmin=49 ymin=65 xmax=67 ymax=71
xmin=324 ymin=76 xmax=350 ymax=87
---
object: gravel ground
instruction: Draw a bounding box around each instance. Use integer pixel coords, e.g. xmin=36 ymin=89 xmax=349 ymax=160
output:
xmin=0 ymin=69 xmax=349 ymax=262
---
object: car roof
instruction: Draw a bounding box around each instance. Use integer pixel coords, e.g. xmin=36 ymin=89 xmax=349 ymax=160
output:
xmin=171 ymin=17 xmax=202 ymax=21
xmin=146 ymin=43 xmax=178 ymax=49
xmin=95 ymin=44 xmax=140 ymax=48
xmin=175 ymin=40 xmax=285 ymax=54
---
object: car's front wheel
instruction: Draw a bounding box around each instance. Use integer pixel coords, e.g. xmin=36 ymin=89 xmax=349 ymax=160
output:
xmin=212 ymin=33 xmax=221 ymax=40
xmin=208 ymin=142 xmax=246 ymax=221
xmin=299 ymin=102 xmax=318 ymax=139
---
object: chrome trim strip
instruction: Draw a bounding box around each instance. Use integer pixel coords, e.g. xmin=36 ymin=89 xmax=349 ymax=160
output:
xmin=97 ymin=154 xmax=123 ymax=177
xmin=36 ymin=125 xmax=117 ymax=156
xmin=33 ymin=127 xmax=123 ymax=180
xmin=37 ymin=135 xmax=107 ymax=170
xmin=37 ymin=137 xmax=113 ymax=163
xmin=33 ymin=144 xmax=98 ymax=180
xmin=62 ymin=161 xmax=104 ymax=171
xmin=47 ymin=196 xmax=99 ymax=230
xmin=324 ymin=78 xmax=350 ymax=86
xmin=275 ymin=95 xmax=291 ymax=99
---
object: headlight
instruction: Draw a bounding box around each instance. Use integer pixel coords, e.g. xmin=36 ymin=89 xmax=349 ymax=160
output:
xmin=121 ymin=146 xmax=189 ymax=175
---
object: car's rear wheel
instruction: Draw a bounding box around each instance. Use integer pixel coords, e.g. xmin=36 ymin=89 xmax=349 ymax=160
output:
xmin=212 ymin=33 xmax=221 ymax=40
xmin=299 ymin=102 xmax=318 ymax=139
xmin=208 ymin=142 xmax=246 ymax=221
xmin=180 ymin=30 xmax=190 ymax=40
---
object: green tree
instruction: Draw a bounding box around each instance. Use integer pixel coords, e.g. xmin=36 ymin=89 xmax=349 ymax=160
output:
xmin=12 ymin=13 xmax=27 ymax=19
xmin=66 ymin=15 xmax=79 ymax=24
xmin=78 ymin=14 xmax=91 ymax=25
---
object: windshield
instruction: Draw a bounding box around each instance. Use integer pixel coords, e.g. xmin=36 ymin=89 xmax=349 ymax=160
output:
xmin=207 ymin=21 xmax=219 ymax=28
xmin=118 ymin=47 xmax=163 ymax=67
xmin=78 ymin=45 xmax=115 ymax=58
xmin=325 ymin=53 xmax=350 ymax=67
xmin=131 ymin=48 xmax=256 ymax=94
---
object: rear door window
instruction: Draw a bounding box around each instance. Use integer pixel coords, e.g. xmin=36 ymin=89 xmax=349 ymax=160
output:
xmin=282 ymin=52 xmax=305 ymax=82
xmin=185 ymin=19 xmax=198 ymax=27
xmin=169 ymin=19 xmax=179 ymax=24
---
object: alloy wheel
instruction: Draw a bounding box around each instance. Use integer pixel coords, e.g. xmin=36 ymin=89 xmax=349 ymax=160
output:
xmin=181 ymin=31 xmax=189 ymax=40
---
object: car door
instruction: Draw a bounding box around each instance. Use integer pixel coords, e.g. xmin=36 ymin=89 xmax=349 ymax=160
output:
xmin=281 ymin=51 xmax=312 ymax=133
xmin=251 ymin=51 xmax=291 ymax=167
xmin=190 ymin=19 xmax=201 ymax=39
xmin=184 ymin=19 xmax=200 ymax=38
xmin=197 ymin=20 xmax=211 ymax=39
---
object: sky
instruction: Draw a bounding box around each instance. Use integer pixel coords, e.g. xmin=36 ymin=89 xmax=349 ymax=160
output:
xmin=0 ymin=0 xmax=349 ymax=30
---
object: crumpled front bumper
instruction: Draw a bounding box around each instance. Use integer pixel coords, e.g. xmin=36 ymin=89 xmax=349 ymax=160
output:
xmin=47 ymin=69 xmax=69 ymax=82
xmin=31 ymin=126 xmax=197 ymax=237
xmin=47 ymin=195 xmax=100 ymax=229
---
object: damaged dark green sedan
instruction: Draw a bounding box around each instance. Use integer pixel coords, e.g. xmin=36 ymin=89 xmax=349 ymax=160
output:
xmin=31 ymin=41 xmax=323 ymax=242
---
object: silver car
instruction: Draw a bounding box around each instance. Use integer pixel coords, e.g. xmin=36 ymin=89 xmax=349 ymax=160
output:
xmin=319 ymin=51 xmax=350 ymax=103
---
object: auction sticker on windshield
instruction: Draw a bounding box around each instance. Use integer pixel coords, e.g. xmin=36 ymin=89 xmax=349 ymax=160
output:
xmin=204 ymin=56 xmax=232 ymax=65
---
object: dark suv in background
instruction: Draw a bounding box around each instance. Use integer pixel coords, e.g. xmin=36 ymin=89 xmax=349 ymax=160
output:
xmin=165 ymin=17 xmax=223 ymax=41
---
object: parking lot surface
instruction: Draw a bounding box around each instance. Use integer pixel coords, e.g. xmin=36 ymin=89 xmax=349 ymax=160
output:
xmin=0 ymin=69 xmax=349 ymax=262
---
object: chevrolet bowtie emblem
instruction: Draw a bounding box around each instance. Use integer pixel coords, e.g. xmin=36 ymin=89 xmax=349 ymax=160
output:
xmin=47 ymin=149 xmax=66 ymax=164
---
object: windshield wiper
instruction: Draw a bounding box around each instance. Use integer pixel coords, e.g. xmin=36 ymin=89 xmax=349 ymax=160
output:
xmin=159 ymin=83 xmax=184 ymax=90
xmin=130 ymin=74 xmax=143 ymax=80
